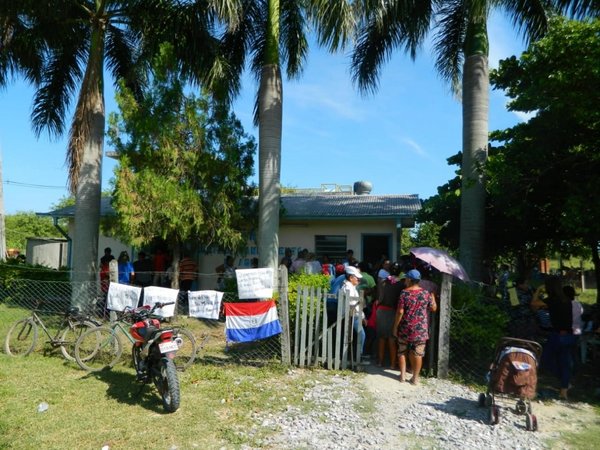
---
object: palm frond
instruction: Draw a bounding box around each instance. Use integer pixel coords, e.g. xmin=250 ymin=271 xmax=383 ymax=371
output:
xmin=280 ymin=0 xmax=308 ymax=79
xmin=31 ymin=33 xmax=86 ymax=138
xmin=105 ymin=23 xmax=144 ymax=101
xmin=210 ymin=0 xmax=263 ymax=103
xmin=433 ymin=0 xmax=468 ymax=94
xmin=307 ymin=0 xmax=356 ymax=52
xmin=351 ymin=0 xmax=434 ymax=94
xmin=497 ymin=0 xmax=550 ymax=43
xmin=550 ymin=0 xmax=600 ymax=18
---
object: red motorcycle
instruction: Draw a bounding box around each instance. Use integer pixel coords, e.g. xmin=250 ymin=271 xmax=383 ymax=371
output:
xmin=129 ymin=302 xmax=181 ymax=413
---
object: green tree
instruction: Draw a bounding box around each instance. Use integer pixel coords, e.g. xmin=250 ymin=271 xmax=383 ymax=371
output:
xmin=349 ymin=1 xmax=595 ymax=281
xmin=108 ymin=45 xmax=256 ymax=272
xmin=5 ymin=212 xmax=60 ymax=252
xmin=214 ymin=0 xmax=355 ymax=281
xmin=488 ymin=17 xmax=600 ymax=302
xmin=0 ymin=0 xmax=157 ymax=294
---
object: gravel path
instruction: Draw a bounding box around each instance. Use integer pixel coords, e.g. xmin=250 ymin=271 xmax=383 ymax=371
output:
xmin=252 ymin=365 xmax=597 ymax=449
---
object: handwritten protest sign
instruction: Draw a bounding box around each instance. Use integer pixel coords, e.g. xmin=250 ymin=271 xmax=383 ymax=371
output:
xmin=188 ymin=290 xmax=224 ymax=319
xmin=235 ymin=268 xmax=274 ymax=299
xmin=107 ymin=282 xmax=142 ymax=311
xmin=143 ymin=286 xmax=179 ymax=318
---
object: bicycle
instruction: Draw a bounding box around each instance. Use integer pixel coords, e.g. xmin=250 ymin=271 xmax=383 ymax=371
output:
xmin=74 ymin=307 xmax=200 ymax=372
xmin=4 ymin=301 xmax=102 ymax=361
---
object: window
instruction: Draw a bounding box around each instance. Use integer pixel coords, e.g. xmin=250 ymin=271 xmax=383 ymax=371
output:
xmin=315 ymin=235 xmax=347 ymax=263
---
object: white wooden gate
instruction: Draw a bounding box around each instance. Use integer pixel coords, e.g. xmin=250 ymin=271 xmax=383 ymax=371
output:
xmin=293 ymin=286 xmax=364 ymax=370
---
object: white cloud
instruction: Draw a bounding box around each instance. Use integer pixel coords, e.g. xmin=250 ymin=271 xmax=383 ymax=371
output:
xmin=512 ymin=110 xmax=537 ymax=122
xmin=286 ymin=82 xmax=367 ymax=121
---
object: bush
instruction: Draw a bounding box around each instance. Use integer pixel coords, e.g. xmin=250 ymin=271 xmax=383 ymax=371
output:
xmin=449 ymin=283 xmax=509 ymax=368
xmin=287 ymin=273 xmax=331 ymax=323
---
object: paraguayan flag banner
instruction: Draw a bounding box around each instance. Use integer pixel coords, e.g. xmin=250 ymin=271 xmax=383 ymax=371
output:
xmin=224 ymin=300 xmax=282 ymax=343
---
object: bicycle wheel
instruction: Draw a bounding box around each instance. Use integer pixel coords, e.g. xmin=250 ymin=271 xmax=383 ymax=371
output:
xmin=173 ymin=328 xmax=197 ymax=371
xmin=74 ymin=326 xmax=123 ymax=372
xmin=4 ymin=318 xmax=38 ymax=356
xmin=59 ymin=320 xmax=101 ymax=362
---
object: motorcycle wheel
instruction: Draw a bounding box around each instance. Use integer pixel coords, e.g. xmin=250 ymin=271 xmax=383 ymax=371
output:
xmin=153 ymin=357 xmax=180 ymax=413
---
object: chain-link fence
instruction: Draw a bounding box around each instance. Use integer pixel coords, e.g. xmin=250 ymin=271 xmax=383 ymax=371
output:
xmin=2 ymin=268 xmax=548 ymax=378
xmin=446 ymin=284 xmax=543 ymax=383
xmin=0 ymin=273 xmax=281 ymax=366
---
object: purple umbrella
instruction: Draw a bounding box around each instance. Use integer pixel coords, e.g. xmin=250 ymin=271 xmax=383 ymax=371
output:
xmin=409 ymin=247 xmax=470 ymax=282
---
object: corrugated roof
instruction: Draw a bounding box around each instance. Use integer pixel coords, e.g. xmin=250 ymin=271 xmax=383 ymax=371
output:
xmin=39 ymin=194 xmax=421 ymax=220
xmin=281 ymin=194 xmax=421 ymax=219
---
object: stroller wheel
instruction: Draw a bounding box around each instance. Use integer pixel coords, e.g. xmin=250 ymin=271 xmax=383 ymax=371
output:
xmin=526 ymin=413 xmax=538 ymax=431
xmin=478 ymin=393 xmax=486 ymax=407
xmin=489 ymin=405 xmax=500 ymax=425
xmin=515 ymin=399 xmax=527 ymax=415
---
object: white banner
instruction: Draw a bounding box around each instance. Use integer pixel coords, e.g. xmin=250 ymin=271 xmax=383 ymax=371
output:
xmin=142 ymin=286 xmax=179 ymax=318
xmin=188 ymin=290 xmax=224 ymax=320
xmin=235 ymin=268 xmax=274 ymax=300
xmin=107 ymin=282 xmax=142 ymax=311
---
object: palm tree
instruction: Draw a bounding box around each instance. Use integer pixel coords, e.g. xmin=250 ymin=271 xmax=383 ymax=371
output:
xmin=351 ymin=1 xmax=568 ymax=281
xmin=0 ymin=1 xmax=172 ymax=309
xmin=214 ymin=0 xmax=355 ymax=278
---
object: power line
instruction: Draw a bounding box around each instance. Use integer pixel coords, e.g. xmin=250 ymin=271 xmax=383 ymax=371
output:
xmin=4 ymin=180 xmax=66 ymax=190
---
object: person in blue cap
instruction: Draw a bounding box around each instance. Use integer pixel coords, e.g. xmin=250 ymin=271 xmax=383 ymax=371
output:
xmin=393 ymin=269 xmax=437 ymax=385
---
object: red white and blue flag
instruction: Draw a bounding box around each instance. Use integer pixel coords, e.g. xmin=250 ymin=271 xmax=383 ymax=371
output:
xmin=224 ymin=301 xmax=282 ymax=343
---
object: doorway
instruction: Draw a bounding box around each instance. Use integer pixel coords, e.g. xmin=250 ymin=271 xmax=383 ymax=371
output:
xmin=362 ymin=234 xmax=391 ymax=267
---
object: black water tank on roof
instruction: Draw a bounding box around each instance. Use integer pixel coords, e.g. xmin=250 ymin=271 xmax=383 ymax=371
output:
xmin=353 ymin=181 xmax=373 ymax=195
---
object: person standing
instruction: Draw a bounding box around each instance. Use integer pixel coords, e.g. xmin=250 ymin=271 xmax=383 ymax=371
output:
xmin=133 ymin=251 xmax=153 ymax=288
xmin=152 ymin=248 xmax=169 ymax=287
xmin=393 ymin=269 xmax=437 ymax=385
xmin=531 ymin=276 xmax=576 ymax=400
xmin=340 ymin=266 xmax=365 ymax=355
xmin=376 ymin=265 xmax=405 ymax=368
xmin=179 ymin=254 xmax=198 ymax=292
xmin=216 ymin=255 xmax=236 ymax=290
xmin=117 ymin=251 xmax=135 ymax=285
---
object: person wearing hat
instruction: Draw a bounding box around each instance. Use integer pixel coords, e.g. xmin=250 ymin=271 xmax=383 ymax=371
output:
xmin=340 ymin=265 xmax=366 ymax=355
xmin=393 ymin=269 xmax=437 ymax=385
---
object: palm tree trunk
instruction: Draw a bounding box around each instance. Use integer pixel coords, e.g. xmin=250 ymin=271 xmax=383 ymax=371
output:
xmin=257 ymin=63 xmax=283 ymax=279
xmin=257 ymin=0 xmax=282 ymax=287
xmin=71 ymin=24 xmax=105 ymax=308
xmin=459 ymin=51 xmax=488 ymax=282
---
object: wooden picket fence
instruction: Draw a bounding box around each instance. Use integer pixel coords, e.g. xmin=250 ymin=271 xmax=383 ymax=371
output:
xmin=292 ymin=286 xmax=364 ymax=370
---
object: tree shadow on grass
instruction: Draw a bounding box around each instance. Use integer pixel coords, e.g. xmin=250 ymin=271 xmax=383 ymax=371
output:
xmin=81 ymin=368 xmax=166 ymax=413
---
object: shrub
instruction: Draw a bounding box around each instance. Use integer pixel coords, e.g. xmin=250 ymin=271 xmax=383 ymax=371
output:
xmin=449 ymin=283 xmax=509 ymax=367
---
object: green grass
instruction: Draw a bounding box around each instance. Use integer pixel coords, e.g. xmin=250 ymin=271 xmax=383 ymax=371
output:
xmin=547 ymin=406 xmax=600 ymax=450
xmin=0 ymin=352 xmax=330 ymax=449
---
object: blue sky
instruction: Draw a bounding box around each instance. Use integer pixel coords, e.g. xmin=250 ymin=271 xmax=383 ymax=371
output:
xmin=0 ymin=11 xmax=528 ymax=215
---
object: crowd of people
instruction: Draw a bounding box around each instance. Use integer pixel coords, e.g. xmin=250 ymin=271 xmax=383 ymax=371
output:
xmin=484 ymin=263 xmax=599 ymax=401
xmin=283 ymin=248 xmax=439 ymax=384
xmin=99 ymin=247 xmax=198 ymax=291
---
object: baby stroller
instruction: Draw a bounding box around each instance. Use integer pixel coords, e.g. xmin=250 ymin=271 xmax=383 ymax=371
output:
xmin=478 ymin=337 xmax=542 ymax=431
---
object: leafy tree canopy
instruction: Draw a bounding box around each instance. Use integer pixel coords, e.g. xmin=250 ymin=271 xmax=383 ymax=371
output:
xmin=108 ymin=44 xmax=256 ymax=253
xmin=5 ymin=213 xmax=60 ymax=252
xmin=486 ymin=17 xmax=600 ymax=283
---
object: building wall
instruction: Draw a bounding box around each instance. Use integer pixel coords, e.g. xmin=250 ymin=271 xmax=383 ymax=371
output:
xmin=26 ymin=238 xmax=69 ymax=269
xmin=196 ymin=219 xmax=399 ymax=290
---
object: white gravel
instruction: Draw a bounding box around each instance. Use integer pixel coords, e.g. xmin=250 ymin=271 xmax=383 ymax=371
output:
xmin=246 ymin=365 xmax=596 ymax=449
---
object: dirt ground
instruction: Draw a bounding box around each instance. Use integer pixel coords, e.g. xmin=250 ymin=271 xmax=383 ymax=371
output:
xmin=360 ymin=361 xmax=599 ymax=440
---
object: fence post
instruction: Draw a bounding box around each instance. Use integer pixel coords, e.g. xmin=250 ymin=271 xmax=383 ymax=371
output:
xmin=437 ymin=273 xmax=453 ymax=378
xmin=278 ymin=265 xmax=291 ymax=365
